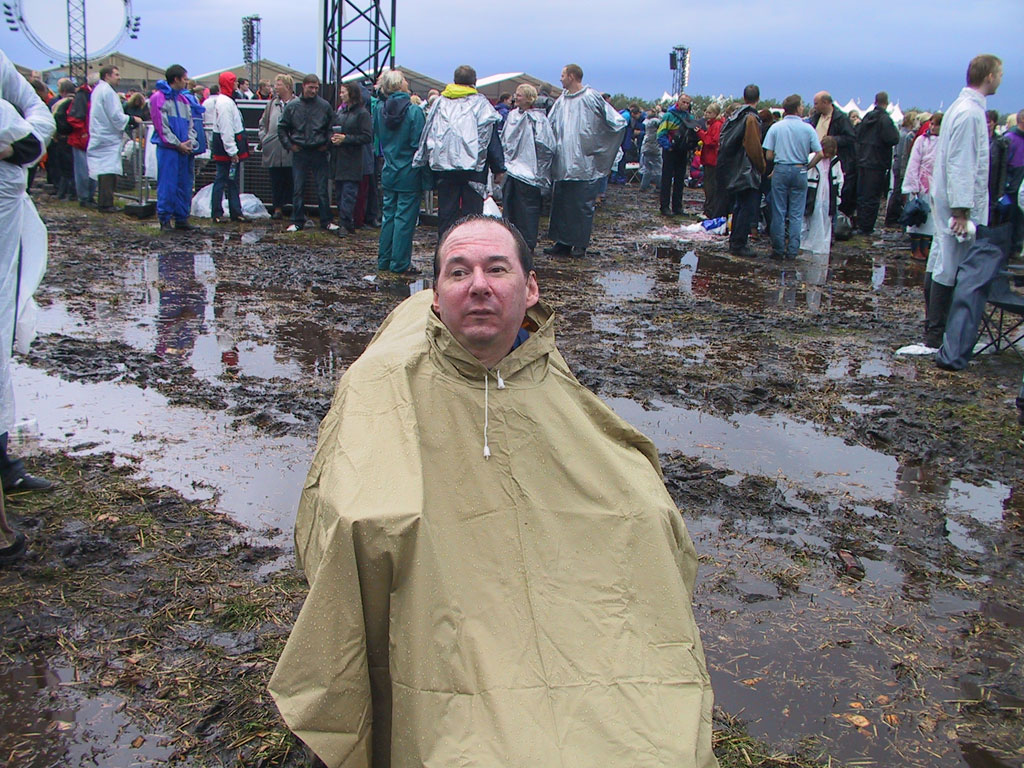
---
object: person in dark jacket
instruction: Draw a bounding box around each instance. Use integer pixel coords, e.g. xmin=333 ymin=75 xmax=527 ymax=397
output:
xmin=279 ymin=74 xmax=337 ymax=232
xmin=986 ymin=109 xmax=1009 ymax=225
xmin=49 ymin=78 xmax=77 ymax=200
xmin=718 ymin=85 xmax=765 ymax=258
xmin=854 ymin=91 xmax=899 ymax=234
xmin=810 ymin=92 xmax=857 ymax=221
xmin=330 ymin=83 xmax=373 ymax=234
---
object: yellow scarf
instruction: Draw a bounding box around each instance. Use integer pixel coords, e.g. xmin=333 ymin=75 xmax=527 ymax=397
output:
xmin=441 ymin=84 xmax=477 ymax=99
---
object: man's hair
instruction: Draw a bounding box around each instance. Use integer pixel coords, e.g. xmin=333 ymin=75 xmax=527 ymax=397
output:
xmin=302 ymin=74 xmax=320 ymax=86
xmin=99 ymin=65 xmax=117 ymax=81
xmin=275 ymin=73 xmax=294 ymax=91
xmin=874 ymin=91 xmax=889 ymax=107
xmin=433 ymin=215 xmax=533 ymax=281
xmin=816 ymin=92 xmax=833 ymax=105
xmin=165 ymin=64 xmax=186 ymax=84
xmin=499 ymin=92 xmax=511 ymax=103
xmin=380 ymin=69 xmax=406 ymax=96
xmin=58 ymin=77 xmax=75 ymax=95
xmin=516 ymin=84 xmax=537 ymax=107
xmin=209 ymin=84 xmax=220 ymax=95
xmin=258 ymin=79 xmax=270 ymax=90
xmin=628 ymin=103 xmax=640 ymax=112
xmin=238 ymin=78 xmax=249 ymax=87
xmin=986 ymin=109 xmax=1000 ymax=124
xmin=1017 ymin=108 xmax=1024 ymax=126
xmin=743 ymin=84 xmax=759 ymax=104
xmin=453 ymin=65 xmax=476 ymax=86
xmin=967 ymin=54 xmax=1002 ymax=87
xmin=782 ymin=94 xmax=802 ymax=114
xmin=563 ymin=64 xmax=583 ymax=82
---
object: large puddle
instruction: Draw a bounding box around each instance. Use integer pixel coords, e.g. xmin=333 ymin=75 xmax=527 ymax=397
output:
xmin=8 ymin=242 xmax=1022 ymax=767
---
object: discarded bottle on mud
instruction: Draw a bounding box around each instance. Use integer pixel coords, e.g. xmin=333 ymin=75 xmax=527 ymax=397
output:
xmin=837 ymin=549 xmax=865 ymax=579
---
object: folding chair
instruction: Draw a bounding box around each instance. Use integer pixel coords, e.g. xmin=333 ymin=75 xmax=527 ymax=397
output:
xmin=975 ymin=266 xmax=1024 ymax=360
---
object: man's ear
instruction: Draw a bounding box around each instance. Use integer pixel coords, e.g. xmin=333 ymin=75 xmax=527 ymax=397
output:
xmin=525 ymin=271 xmax=539 ymax=308
xmin=432 ymin=289 xmax=441 ymax=315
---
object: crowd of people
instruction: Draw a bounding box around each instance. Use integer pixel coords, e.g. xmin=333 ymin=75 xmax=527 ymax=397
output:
xmin=4 ymin=51 xmax=1022 ymax=561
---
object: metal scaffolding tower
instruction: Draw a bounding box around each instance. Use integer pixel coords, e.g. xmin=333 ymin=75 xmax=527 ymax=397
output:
xmin=66 ymin=0 xmax=88 ymax=83
xmin=242 ymin=15 xmax=261 ymax=86
xmin=320 ymin=0 xmax=396 ymax=93
xmin=669 ymin=44 xmax=690 ymax=96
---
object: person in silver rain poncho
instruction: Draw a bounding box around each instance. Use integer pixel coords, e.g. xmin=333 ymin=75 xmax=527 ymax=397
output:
xmin=500 ymin=84 xmax=555 ymax=252
xmin=413 ymin=65 xmax=505 ymax=236
xmin=544 ymin=63 xmax=625 ymax=258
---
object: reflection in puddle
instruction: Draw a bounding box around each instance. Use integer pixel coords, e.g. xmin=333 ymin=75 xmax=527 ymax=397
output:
xmin=610 ymin=396 xmax=1011 ymax=534
xmin=595 ymin=270 xmax=655 ymax=300
xmin=13 ymin=363 xmax=310 ymax=540
xmin=0 ymin=658 xmax=172 ymax=766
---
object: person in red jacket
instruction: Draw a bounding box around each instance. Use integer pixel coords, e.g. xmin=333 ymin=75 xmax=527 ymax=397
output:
xmin=66 ymin=76 xmax=96 ymax=207
xmin=696 ymin=103 xmax=724 ymax=218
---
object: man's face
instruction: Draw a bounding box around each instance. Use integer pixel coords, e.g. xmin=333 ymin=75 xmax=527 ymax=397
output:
xmin=984 ymin=66 xmax=1003 ymax=96
xmin=106 ymin=67 xmax=121 ymax=87
xmin=813 ymin=95 xmax=832 ymax=116
xmin=560 ymin=68 xmax=573 ymax=90
xmin=433 ymin=221 xmax=539 ymax=367
xmin=171 ymin=73 xmax=188 ymax=90
xmin=239 ymin=79 xmax=249 ymax=92
xmin=677 ymin=96 xmax=692 ymax=111
xmin=302 ymin=81 xmax=320 ymax=99
xmin=274 ymin=79 xmax=290 ymax=100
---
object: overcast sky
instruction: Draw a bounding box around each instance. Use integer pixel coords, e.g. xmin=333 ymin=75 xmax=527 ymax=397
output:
xmin=4 ymin=0 xmax=1022 ymax=112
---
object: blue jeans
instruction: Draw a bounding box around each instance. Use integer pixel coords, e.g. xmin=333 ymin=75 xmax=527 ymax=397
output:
xmin=211 ymin=160 xmax=241 ymax=219
xmin=72 ymin=147 xmax=95 ymax=203
xmin=770 ymin=163 xmax=808 ymax=256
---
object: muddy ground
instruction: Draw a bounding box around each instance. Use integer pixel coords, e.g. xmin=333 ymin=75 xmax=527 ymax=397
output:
xmin=1 ymin=182 xmax=1022 ymax=767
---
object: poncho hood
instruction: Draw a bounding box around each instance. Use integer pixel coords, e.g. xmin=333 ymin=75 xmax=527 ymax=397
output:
xmin=154 ymin=79 xmax=174 ymax=97
xmin=218 ymin=71 xmax=237 ymax=96
xmin=441 ymin=83 xmax=477 ymax=99
xmin=270 ymin=290 xmax=717 ymax=768
xmin=382 ymin=91 xmax=412 ymax=130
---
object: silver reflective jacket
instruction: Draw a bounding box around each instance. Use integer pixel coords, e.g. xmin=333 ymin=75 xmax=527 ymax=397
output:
xmin=501 ymin=107 xmax=556 ymax=189
xmin=413 ymin=92 xmax=499 ymax=172
xmin=549 ymin=86 xmax=627 ymax=182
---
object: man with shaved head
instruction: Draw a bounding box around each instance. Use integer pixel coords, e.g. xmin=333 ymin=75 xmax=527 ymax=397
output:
xmin=810 ymin=91 xmax=857 ymax=220
xmin=854 ymin=91 xmax=899 ymax=234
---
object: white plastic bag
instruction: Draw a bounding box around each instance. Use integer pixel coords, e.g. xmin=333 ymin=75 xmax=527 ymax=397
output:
xmin=191 ymin=183 xmax=271 ymax=219
xmin=483 ymin=196 xmax=501 ymax=218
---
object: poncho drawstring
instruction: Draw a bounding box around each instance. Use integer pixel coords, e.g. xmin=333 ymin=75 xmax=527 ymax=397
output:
xmin=482 ymin=369 xmax=505 ymax=459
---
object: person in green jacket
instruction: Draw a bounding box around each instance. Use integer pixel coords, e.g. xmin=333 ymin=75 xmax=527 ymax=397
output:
xmin=372 ymin=69 xmax=426 ymax=275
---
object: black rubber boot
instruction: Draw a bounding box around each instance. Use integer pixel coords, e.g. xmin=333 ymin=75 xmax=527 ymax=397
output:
xmin=924 ymin=280 xmax=954 ymax=349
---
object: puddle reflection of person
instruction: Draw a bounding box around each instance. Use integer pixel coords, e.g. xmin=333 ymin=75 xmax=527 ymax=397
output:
xmin=155 ymin=252 xmax=206 ymax=358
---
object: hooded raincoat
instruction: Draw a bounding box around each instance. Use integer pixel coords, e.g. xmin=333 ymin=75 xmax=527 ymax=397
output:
xmin=412 ymin=86 xmax=499 ymax=172
xmin=270 ymin=290 xmax=717 ymax=768
xmin=0 ymin=50 xmax=54 ymax=433
xmin=548 ymin=86 xmax=626 ymax=182
xmin=86 ymin=78 xmax=130 ymax=178
xmin=931 ymin=87 xmax=989 ymax=287
xmin=501 ymin=106 xmax=555 ymax=189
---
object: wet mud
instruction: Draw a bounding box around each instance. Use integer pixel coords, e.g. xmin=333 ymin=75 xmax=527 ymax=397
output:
xmin=2 ymin=187 xmax=1022 ymax=766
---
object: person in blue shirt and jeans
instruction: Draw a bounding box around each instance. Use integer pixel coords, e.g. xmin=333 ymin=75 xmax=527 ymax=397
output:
xmin=763 ymin=94 xmax=823 ymax=259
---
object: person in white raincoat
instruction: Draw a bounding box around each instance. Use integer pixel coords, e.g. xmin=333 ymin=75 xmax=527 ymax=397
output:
xmin=801 ymin=136 xmax=844 ymax=256
xmin=544 ymin=63 xmax=626 ymax=257
xmin=0 ymin=48 xmax=56 ymax=562
xmin=500 ymin=83 xmax=555 ymax=251
xmin=926 ymin=54 xmax=1003 ymax=349
xmin=87 ymin=65 xmax=139 ymax=212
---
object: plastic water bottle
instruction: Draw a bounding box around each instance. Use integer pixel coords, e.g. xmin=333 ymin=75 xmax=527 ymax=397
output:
xmin=701 ymin=216 xmax=727 ymax=231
